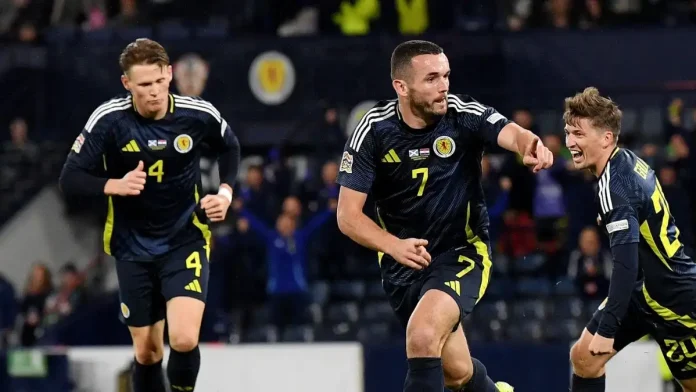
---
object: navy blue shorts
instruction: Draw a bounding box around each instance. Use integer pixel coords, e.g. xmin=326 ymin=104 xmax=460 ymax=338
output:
xmin=383 ymin=247 xmax=491 ymax=331
xmin=586 ymin=290 xmax=696 ymax=380
xmin=115 ymin=243 xmax=210 ymax=327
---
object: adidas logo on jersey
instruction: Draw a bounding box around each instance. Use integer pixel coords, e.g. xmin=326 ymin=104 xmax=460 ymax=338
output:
xmin=444 ymin=281 xmax=461 ymax=296
xmin=381 ymin=149 xmax=401 ymax=163
xmin=121 ymin=140 xmax=140 ymax=152
xmin=185 ymin=280 xmax=202 ymax=293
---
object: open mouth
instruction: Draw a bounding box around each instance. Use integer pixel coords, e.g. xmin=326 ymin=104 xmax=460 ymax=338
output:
xmin=434 ymin=97 xmax=446 ymax=105
xmin=570 ymin=150 xmax=583 ymax=163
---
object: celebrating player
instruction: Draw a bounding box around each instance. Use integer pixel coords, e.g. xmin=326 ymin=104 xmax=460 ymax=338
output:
xmin=565 ymin=87 xmax=696 ymax=392
xmin=336 ymin=40 xmax=552 ymax=392
xmin=59 ymin=38 xmax=240 ymax=392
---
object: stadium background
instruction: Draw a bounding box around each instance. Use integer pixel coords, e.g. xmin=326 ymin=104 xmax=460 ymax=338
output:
xmin=1 ymin=0 xmax=696 ymax=391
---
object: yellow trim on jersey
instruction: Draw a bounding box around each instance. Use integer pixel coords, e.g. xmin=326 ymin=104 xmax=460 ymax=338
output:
xmin=642 ymin=285 xmax=696 ymax=329
xmin=169 ymin=94 xmax=175 ymax=113
xmin=102 ymin=155 xmax=114 ymax=255
xmin=610 ymin=147 xmax=621 ymax=159
xmin=465 ymin=202 xmax=492 ymax=303
xmin=193 ymin=185 xmax=212 ymax=259
xmin=640 ymin=221 xmax=673 ymax=271
xmin=376 ymin=209 xmax=388 ymax=266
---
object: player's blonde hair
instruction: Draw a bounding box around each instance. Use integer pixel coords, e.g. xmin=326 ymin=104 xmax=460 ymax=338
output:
xmin=563 ymin=87 xmax=622 ymax=143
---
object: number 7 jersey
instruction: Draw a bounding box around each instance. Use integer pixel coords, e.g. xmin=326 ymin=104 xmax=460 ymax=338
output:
xmin=63 ymin=94 xmax=238 ymax=262
xmin=597 ymin=147 xmax=696 ymax=315
xmin=337 ymin=94 xmax=511 ymax=286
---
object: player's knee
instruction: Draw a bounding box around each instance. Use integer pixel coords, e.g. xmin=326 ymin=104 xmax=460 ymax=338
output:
xmin=570 ymin=341 xmax=604 ymax=378
xmin=443 ymin=360 xmax=474 ymax=389
xmin=169 ymin=332 xmax=199 ymax=353
xmin=133 ymin=342 xmax=164 ymax=365
xmin=406 ymin=325 xmax=445 ymax=357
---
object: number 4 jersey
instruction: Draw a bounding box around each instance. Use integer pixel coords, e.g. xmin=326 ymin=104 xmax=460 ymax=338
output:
xmin=597 ymin=147 xmax=696 ymax=316
xmin=337 ymin=94 xmax=511 ymax=286
xmin=61 ymin=94 xmax=239 ymax=262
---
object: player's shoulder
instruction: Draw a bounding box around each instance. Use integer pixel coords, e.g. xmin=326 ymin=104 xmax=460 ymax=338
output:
xmin=347 ymin=99 xmax=398 ymax=151
xmin=83 ymin=95 xmax=133 ymax=132
xmin=172 ymin=94 xmax=223 ymax=123
xmin=607 ymin=148 xmax=653 ymax=184
xmin=601 ymin=148 xmax=653 ymax=202
xmin=446 ymin=93 xmax=489 ymax=117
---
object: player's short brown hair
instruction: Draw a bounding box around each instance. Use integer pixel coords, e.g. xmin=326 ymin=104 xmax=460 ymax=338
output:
xmin=563 ymin=87 xmax=622 ymax=142
xmin=390 ymin=40 xmax=443 ymax=80
xmin=119 ymin=38 xmax=170 ymax=74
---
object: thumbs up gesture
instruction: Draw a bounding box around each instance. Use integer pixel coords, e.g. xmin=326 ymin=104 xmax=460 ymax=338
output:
xmin=105 ymin=160 xmax=147 ymax=196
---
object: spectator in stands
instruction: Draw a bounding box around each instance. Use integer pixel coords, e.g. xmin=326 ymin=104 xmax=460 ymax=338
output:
xmin=567 ymin=227 xmax=611 ymax=300
xmin=18 ymin=263 xmax=52 ymax=346
xmin=236 ymin=199 xmax=336 ymax=332
xmin=0 ymin=273 xmax=16 ymax=350
xmin=173 ymin=53 xmax=209 ymax=97
xmin=534 ymin=134 xmax=567 ymax=253
xmin=481 ymin=155 xmax=510 ymax=246
xmin=4 ymin=117 xmax=38 ymax=162
xmin=237 ymin=164 xmax=278 ymax=224
xmin=42 ymin=263 xmax=85 ymax=328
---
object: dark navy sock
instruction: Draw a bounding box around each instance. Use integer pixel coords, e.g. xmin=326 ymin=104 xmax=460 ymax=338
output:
xmin=132 ymin=358 xmax=165 ymax=392
xmin=404 ymin=357 xmax=444 ymax=392
xmin=458 ymin=358 xmax=498 ymax=392
xmin=571 ymin=374 xmax=605 ymax=392
xmin=167 ymin=345 xmax=201 ymax=391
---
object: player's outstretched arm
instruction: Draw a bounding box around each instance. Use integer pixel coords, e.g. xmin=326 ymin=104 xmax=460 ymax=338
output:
xmin=497 ymin=123 xmax=553 ymax=172
xmin=337 ymin=187 xmax=430 ymax=270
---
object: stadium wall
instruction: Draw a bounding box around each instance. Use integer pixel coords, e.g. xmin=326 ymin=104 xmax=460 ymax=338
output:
xmin=0 ymin=341 xmax=666 ymax=391
xmin=0 ymin=187 xmax=101 ymax=289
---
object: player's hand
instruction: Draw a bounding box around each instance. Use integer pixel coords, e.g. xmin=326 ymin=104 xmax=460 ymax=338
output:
xmin=387 ymin=238 xmax=431 ymax=270
xmin=108 ymin=160 xmax=147 ymax=196
xmin=201 ymin=193 xmax=231 ymax=222
xmin=588 ymin=334 xmax=615 ymax=356
xmin=522 ymin=138 xmax=554 ymax=173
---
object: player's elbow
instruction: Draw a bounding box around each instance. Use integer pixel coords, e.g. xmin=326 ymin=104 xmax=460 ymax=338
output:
xmin=336 ymin=205 xmax=355 ymax=236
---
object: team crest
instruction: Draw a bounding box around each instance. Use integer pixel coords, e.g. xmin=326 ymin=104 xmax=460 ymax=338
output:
xmin=248 ymin=51 xmax=296 ymax=106
xmin=433 ymin=136 xmax=455 ymax=158
xmin=120 ymin=303 xmax=130 ymax=318
xmin=339 ymin=151 xmax=353 ymax=173
xmin=174 ymin=134 xmax=193 ymax=153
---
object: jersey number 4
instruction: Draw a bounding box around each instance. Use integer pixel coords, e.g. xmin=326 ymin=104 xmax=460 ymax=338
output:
xmin=148 ymin=160 xmax=164 ymax=183
xmin=412 ymin=168 xmax=429 ymax=197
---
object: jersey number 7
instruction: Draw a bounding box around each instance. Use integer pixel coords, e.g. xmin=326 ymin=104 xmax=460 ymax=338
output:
xmin=412 ymin=168 xmax=429 ymax=197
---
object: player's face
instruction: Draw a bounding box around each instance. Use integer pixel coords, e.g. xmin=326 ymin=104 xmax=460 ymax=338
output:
xmin=564 ymin=118 xmax=613 ymax=171
xmin=399 ymin=54 xmax=450 ymax=117
xmin=121 ymin=64 xmax=172 ymax=118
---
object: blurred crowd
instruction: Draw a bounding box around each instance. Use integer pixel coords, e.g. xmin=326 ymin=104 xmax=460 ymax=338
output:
xmin=3 ymin=0 xmax=696 ymax=43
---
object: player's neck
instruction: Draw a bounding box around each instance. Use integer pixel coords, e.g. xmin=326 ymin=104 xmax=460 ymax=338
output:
xmin=591 ymin=147 xmax=615 ymax=177
xmin=398 ymin=100 xmax=436 ymax=129
xmin=135 ymin=106 xmax=167 ymax=120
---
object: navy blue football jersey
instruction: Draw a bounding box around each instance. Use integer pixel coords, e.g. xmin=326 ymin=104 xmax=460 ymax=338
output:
xmin=597 ymin=148 xmax=696 ymax=315
xmin=64 ymin=94 xmax=237 ymax=261
xmin=337 ymin=94 xmax=511 ymax=285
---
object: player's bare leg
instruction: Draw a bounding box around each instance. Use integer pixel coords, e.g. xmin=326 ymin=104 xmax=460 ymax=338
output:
xmin=677 ymin=378 xmax=696 ymax=392
xmin=166 ymin=296 xmax=205 ymax=391
xmin=129 ymin=320 xmax=166 ymax=392
xmin=442 ymin=324 xmax=512 ymax=391
xmin=570 ymin=328 xmax=618 ymax=391
xmin=404 ymin=290 xmax=502 ymax=391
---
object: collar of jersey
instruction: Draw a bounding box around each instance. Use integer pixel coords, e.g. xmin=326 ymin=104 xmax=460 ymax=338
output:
xmin=597 ymin=146 xmax=621 ymax=178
